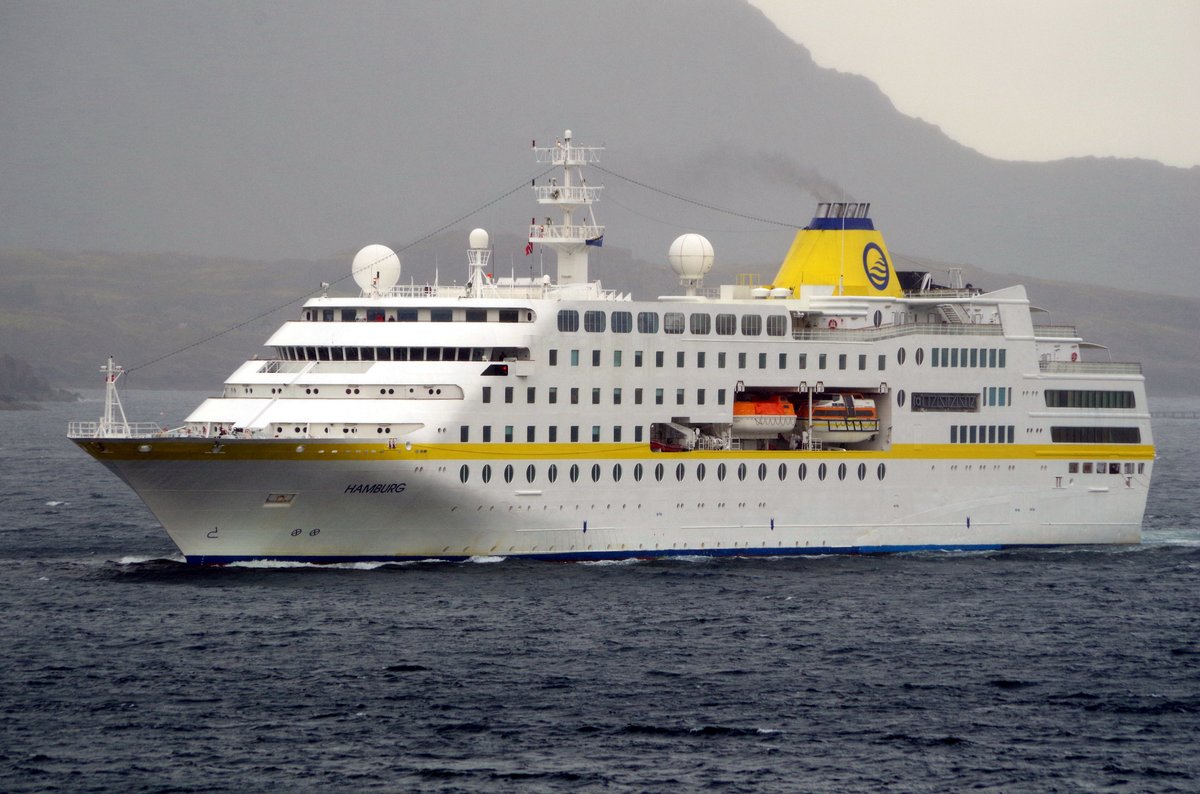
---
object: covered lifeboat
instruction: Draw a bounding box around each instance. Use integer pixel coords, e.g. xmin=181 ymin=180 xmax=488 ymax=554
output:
xmin=732 ymin=394 xmax=797 ymax=437
xmin=799 ymin=393 xmax=879 ymax=443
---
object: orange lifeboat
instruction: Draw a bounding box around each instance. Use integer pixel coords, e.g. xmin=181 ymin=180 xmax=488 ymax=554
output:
xmin=732 ymin=394 xmax=797 ymax=437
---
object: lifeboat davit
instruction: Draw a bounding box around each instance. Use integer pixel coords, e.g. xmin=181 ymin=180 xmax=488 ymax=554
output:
xmin=798 ymin=393 xmax=879 ymax=443
xmin=732 ymin=394 xmax=797 ymax=437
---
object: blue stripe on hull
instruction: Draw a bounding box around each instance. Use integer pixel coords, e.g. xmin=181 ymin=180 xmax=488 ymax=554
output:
xmin=185 ymin=542 xmax=1051 ymax=565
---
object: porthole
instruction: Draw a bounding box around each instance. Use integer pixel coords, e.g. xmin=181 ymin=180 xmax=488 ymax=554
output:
xmin=380 ymin=388 xmax=387 ymax=395
xmin=676 ymin=462 xmax=685 ymax=482
xmin=459 ymin=465 xmax=469 ymax=484
xmin=612 ymin=463 xmax=622 ymax=482
xmin=838 ymin=463 xmax=847 ymax=481
xmin=655 ymin=463 xmax=664 ymax=482
xmin=897 ymin=347 xmax=906 ymax=366
xmin=526 ymin=464 xmax=536 ymax=483
xmin=758 ymin=463 xmax=767 ymax=481
xmin=548 ymin=464 xmax=558 ymax=483
xmin=737 ymin=463 xmax=747 ymax=482
xmin=717 ymin=463 xmax=727 ymax=481
xmin=858 ymin=463 xmax=866 ymax=481
xmin=696 ymin=463 xmax=706 ymax=482
xmin=778 ymin=463 xmax=787 ymax=481
xmin=633 ymin=463 xmax=643 ymax=482
xmin=570 ymin=464 xmax=580 ymax=483
xmin=915 ymin=348 xmax=925 ymax=366
xmin=798 ymin=463 xmax=807 ymax=481
xmin=504 ymin=464 xmax=514 ymax=483
xmin=877 ymin=463 xmax=887 ymax=481
xmin=276 ymin=426 xmax=283 ymax=433
xmin=897 ymin=389 xmax=906 ymax=407
xmin=591 ymin=463 xmax=601 ymax=483
xmin=873 ymin=309 xmax=882 ymax=327
xmin=482 ymin=464 xmax=492 ymax=483
xmin=818 ymin=463 xmax=827 ymax=481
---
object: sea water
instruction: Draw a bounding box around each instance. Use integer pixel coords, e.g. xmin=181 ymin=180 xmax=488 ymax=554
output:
xmin=1 ymin=391 xmax=1197 ymax=792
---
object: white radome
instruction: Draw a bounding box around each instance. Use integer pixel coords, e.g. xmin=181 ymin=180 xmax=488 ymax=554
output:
xmin=668 ymin=233 xmax=715 ymax=279
xmin=469 ymin=228 xmax=489 ymax=250
xmin=352 ymin=244 xmax=401 ymax=293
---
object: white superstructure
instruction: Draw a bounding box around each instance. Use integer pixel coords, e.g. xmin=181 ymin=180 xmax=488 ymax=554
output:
xmin=69 ymin=132 xmax=1155 ymax=564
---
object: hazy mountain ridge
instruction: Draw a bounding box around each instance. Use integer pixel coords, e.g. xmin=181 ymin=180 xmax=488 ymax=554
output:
xmin=4 ymin=243 xmax=1195 ymax=396
xmin=2 ymin=0 xmax=1197 ymax=300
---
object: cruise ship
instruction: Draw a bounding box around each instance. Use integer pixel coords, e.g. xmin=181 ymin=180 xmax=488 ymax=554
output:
xmin=69 ymin=131 xmax=1155 ymax=564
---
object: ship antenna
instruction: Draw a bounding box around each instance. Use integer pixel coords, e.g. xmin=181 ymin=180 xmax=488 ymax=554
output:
xmin=99 ymin=357 xmax=131 ymax=437
xmin=530 ymin=129 xmax=604 ymax=286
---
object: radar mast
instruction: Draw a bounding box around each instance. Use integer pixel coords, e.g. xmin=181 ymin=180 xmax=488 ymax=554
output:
xmin=530 ymin=130 xmax=604 ymax=285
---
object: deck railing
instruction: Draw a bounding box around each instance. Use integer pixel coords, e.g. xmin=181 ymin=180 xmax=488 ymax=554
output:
xmin=1039 ymin=361 xmax=1143 ymax=375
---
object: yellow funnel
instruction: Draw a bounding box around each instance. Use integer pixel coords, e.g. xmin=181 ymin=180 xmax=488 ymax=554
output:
xmin=770 ymin=203 xmax=902 ymax=298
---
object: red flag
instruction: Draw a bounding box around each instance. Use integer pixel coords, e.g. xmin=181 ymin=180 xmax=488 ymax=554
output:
xmin=525 ymin=242 xmax=534 ymax=256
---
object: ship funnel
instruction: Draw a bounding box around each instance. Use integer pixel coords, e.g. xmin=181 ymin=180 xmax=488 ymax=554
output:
xmin=769 ymin=202 xmax=902 ymax=298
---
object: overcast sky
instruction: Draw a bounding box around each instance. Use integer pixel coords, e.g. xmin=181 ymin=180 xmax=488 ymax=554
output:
xmin=750 ymin=0 xmax=1200 ymax=168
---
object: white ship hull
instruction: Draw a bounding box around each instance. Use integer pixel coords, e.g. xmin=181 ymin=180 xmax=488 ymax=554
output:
xmin=82 ymin=438 xmax=1150 ymax=563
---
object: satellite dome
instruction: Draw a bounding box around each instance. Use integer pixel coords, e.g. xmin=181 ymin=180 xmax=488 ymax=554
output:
xmin=469 ymin=228 xmax=489 ymax=249
xmin=352 ymin=244 xmax=401 ymax=293
xmin=668 ymin=234 xmax=715 ymax=279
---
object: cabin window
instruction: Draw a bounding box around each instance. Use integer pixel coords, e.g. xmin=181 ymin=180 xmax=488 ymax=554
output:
xmin=549 ymin=427 xmax=558 ymax=443
xmin=527 ymin=426 xmax=536 ymax=442
xmin=613 ymin=388 xmax=622 ymax=405
xmin=482 ymin=465 xmax=492 ymax=483
xmin=499 ymin=310 xmax=519 ymax=323
xmin=611 ymin=311 xmax=633 ymax=333
xmin=504 ymin=387 xmax=513 ymax=404
xmin=397 ymin=309 xmax=418 ymax=322
xmin=549 ymin=350 xmax=558 ymax=366
xmin=483 ymin=426 xmax=492 ymax=442
xmin=584 ymin=311 xmax=606 ymax=332
xmin=466 ymin=309 xmax=486 ymax=322
xmin=738 ymin=353 xmax=747 ymax=369
xmin=718 ymin=352 xmax=726 ymax=368
xmin=460 ymin=426 xmax=469 ymax=442
xmin=504 ymin=426 xmax=513 ymax=443
xmin=689 ymin=313 xmax=711 ymax=335
xmin=527 ymin=387 xmax=536 ymax=403
xmin=637 ymin=312 xmax=659 ymax=333
xmin=656 ymin=352 xmax=664 ymax=368
xmin=635 ymin=351 xmax=643 ymax=367
xmin=676 ymin=388 xmax=685 ymax=405
xmin=759 ymin=352 xmax=767 ymax=369
xmin=613 ymin=350 xmax=622 ymax=367
xmin=592 ymin=350 xmax=600 ymax=366
xmin=716 ymin=314 xmax=737 ymax=335
xmin=570 ymin=463 xmax=580 ymax=482
xmin=592 ymin=388 xmax=600 ymax=405
xmin=779 ymin=353 xmax=787 ymax=369
xmin=482 ymin=387 xmax=491 ymax=404
xmin=697 ymin=352 xmax=706 ymax=368
xmin=614 ymin=427 xmax=622 ymax=443
xmin=558 ymin=310 xmax=580 ymax=332
xmin=341 ymin=309 xmax=357 ymax=322
xmin=741 ymin=315 xmax=762 ymax=336
xmin=664 ymin=312 xmax=685 ymax=334
xmin=430 ymin=308 xmax=452 ymax=322
xmin=592 ymin=426 xmax=601 ymax=443
xmin=634 ymin=426 xmax=644 ymax=443
xmin=322 ymin=309 xmax=334 ymax=322
xmin=718 ymin=389 xmax=726 ymax=405
xmin=570 ymin=388 xmax=579 ymax=405
xmin=798 ymin=353 xmax=807 ymax=369
xmin=858 ymin=354 xmax=867 ymax=370
xmin=570 ymin=426 xmax=579 ymax=443
xmin=676 ymin=351 xmax=685 ymax=368
xmin=634 ymin=388 xmax=643 ymax=405
xmin=656 ymin=388 xmax=664 ymax=405
xmin=570 ymin=350 xmax=579 ymax=367
xmin=818 ymin=353 xmax=827 ymax=370
xmin=697 ymin=389 xmax=706 ymax=405
xmin=878 ymin=354 xmax=886 ymax=370
xmin=766 ymin=315 xmax=787 ymax=336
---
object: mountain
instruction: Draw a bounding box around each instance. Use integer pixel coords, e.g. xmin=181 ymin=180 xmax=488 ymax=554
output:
xmin=0 ymin=353 xmax=79 ymax=409
xmin=2 ymin=0 xmax=1197 ymax=300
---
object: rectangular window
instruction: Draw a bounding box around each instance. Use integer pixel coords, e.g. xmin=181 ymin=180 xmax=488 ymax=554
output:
xmin=466 ymin=309 xmax=486 ymax=322
xmin=697 ymin=352 xmax=706 ymax=368
xmin=634 ymin=425 xmax=644 ymax=443
xmin=838 ymin=354 xmax=847 ymax=370
xmin=570 ymin=388 xmax=579 ymax=405
xmin=779 ymin=353 xmax=788 ymax=369
xmin=592 ymin=388 xmax=600 ymax=405
xmin=483 ymin=426 xmax=492 ymax=443
xmin=932 ymin=348 xmax=940 ymax=368
xmin=664 ymin=312 xmax=685 ymax=334
xmin=482 ymin=386 xmax=491 ymax=403
xmin=766 ymin=315 xmax=788 ymax=336
xmin=677 ymin=351 xmax=685 ymax=368
xmin=716 ymin=313 xmax=737 ymax=335
xmin=548 ymin=387 xmax=557 ymax=404
xmin=527 ymin=426 xmax=536 ymax=442
xmin=504 ymin=386 xmax=513 ymax=404
xmin=819 ymin=353 xmax=827 ymax=370
xmin=637 ymin=312 xmax=659 ymax=333
xmin=460 ymin=425 xmax=469 ymax=442
xmin=951 ymin=425 xmax=958 ymax=444
xmin=584 ymin=310 xmax=606 ymax=332
xmin=592 ymin=426 xmax=601 ymax=443
xmin=758 ymin=352 xmax=767 ymax=369
xmin=592 ymin=350 xmax=601 ymax=367
xmin=505 ymin=425 xmax=513 ymax=443
xmin=676 ymin=388 xmax=685 ymax=405
xmin=689 ymin=313 xmax=711 ymax=335
xmin=656 ymin=351 xmax=664 ymax=368
xmin=549 ymin=426 xmax=558 ymax=443
xmin=635 ymin=350 xmax=643 ymax=367
xmin=718 ymin=352 xmax=726 ymax=368
xmin=951 ymin=348 xmax=959 ymax=368
xmin=1007 ymin=425 xmax=1015 ymax=443
xmin=613 ymin=426 xmax=622 ymax=442
xmin=988 ymin=348 xmax=997 ymax=368
xmin=718 ymin=388 xmax=726 ymax=405
xmin=741 ymin=315 xmax=762 ymax=336
xmin=557 ymin=310 xmax=580 ymax=332
xmin=999 ymin=349 xmax=1007 ymax=368
xmin=697 ymin=388 xmax=706 ymax=405
xmin=611 ymin=311 xmax=633 ymax=333
xmin=613 ymin=350 xmax=622 ymax=367
xmin=878 ymin=354 xmax=886 ymax=371
xmin=655 ymin=388 xmax=664 ymax=405
xmin=858 ymin=354 xmax=866 ymax=370
xmin=970 ymin=349 xmax=978 ymax=368
xmin=613 ymin=387 xmax=622 ymax=405
xmin=969 ymin=426 xmax=977 ymax=443
xmin=635 ymin=388 xmax=643 ymax=404
xmin=798 ymin=353 xmax=807 ymax=369
xmin=570 ymin=349 xmax=579 ymax=367
xmin=988 ymin=425 xmax=996 ymax=443
xmin=738 ymin=352 xmax=747 ymax=369
xmin=527 ymin=387 xmax=536 ymax=403
xmin=570 ymin=426 xmax=579 ymax=443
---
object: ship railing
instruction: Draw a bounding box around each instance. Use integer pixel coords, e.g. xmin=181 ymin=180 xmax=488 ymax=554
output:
xmin=373 ymin=282 xmax=623 ymax=301
xmin=1032 ymin=325 xmax=1080 ymax=338
xmin=904 ymin=288 xmax=984 ymax=298
xmin=67 ymin=420 xmax=167 ymax=439
xmin=1039 ymin=361 xmax=1143 ymax=375
xmin=533 ymin=185 xmax=602 ymax=203
xmin=528 ymin=223 xmax=604 ymax=242
xmin=793 ymin=322 xmax=1005 ymax=341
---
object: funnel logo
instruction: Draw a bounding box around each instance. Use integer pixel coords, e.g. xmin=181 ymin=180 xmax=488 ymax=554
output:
xmin=862 ymin=242 xmax=890 ymax=291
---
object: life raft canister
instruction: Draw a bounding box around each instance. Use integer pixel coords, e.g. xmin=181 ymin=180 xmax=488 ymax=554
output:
xmin=827 ymin=319 xmax=838 ymax=329
xmin=1071 ymin=352 xmax=1078 ymax=362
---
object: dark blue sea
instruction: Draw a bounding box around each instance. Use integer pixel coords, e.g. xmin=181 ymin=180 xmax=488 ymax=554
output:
xmin=2 ymin=391 xmax=1198 ymax=793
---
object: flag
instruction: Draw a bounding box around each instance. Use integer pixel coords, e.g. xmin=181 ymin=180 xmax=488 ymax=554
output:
xmin=586 ymin=234 xmax=604 ymax=247
xmin=525 ymin=241 xmax=534 ymax=256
